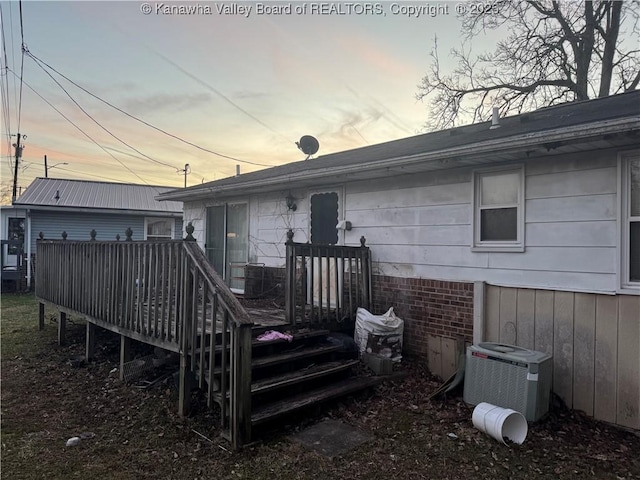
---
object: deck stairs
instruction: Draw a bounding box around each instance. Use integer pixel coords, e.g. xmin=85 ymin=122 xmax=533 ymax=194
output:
xmin=35 ymin=233 xmax=377 ymax=448
xmin=195 ymin=324 xmax=384 ymax=433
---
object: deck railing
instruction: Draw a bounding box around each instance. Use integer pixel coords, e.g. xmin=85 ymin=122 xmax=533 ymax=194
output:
xmin=285 ymin=230 xmax=372 ymax=326
xmin=35 ymin=232 xmax=253 ymax=449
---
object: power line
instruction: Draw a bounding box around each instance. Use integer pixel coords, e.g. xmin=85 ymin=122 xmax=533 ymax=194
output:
xmin=9 ymin=68 xmax=149 ymax=185
xmin=18 ymin=159 xmax=172 ymax=186
xmin=25 ymin=50 xmax=273 ymax=167
xmin=1 ymin=75 xmax=13 ymax=171
xmin=53 ymin=165 xmax=147 ymax=183
xmin=16 ymin=0 xmax=24 ymax=132
xmin=1 ymin=4 xmax=16 ymax=173
xmin=8 ymin=1 xmax=18 ymax=127
xmin=0 ymin=5 xmax=14 ymax=172
xmin=151 ymin=49 xmax=292 ymax=144
xmin=26 ymin=49 xmax=179 ymax=171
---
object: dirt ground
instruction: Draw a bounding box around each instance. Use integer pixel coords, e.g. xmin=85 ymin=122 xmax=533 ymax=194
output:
xmin=2 ymin=293 xmax=639 ymax=480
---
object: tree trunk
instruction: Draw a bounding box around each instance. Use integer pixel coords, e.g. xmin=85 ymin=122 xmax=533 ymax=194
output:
xmin=598 ymin=1 xmax=622 ymax=97
xmin=576 ymin=1 xmax=597 ymax=100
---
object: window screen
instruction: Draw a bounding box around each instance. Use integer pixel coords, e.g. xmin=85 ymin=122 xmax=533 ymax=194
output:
xmin=476 ymin=170 xmax=520 ymax=244
xmin=146 ymin=218 xmax=172 ymax=239
xmin=480 ymin=208 xmax=518 ymax=241
xmin=630 ymin=222 xmax=640 ymax=283
xmin=630 ymin=159 xmax=640 ymax=282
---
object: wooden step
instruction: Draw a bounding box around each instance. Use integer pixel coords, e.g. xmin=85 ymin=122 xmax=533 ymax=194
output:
xmin=251 ymin=359 xmax=359 ymax=395
xmin=195 ymin=329 xmax=330 ymax=356
xmin=212 ymin=359 xmax=360 ymax=402
xmin=209 ymin=344 xmax=343 ymax=375
xmin=251 ymin=375 xmax=384 ymax=426
xmin=251 ymin=344 xmax=342 ymax=369
xmin=252 ymin=329 xmax=330 ymax=347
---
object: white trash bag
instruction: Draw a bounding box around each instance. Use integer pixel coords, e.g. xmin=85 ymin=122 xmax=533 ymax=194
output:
xmin=354 ymin=307 xmax=404 ymax=362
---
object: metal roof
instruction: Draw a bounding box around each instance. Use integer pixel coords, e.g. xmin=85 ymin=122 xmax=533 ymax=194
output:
xmin=158 ymin=90 xmax=640 ymax=202
xmin=15 ymin=178 xmax=183 ymax=214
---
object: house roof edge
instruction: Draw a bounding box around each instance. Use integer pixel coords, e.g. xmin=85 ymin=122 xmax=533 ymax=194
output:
xmin=158 ymin=116 xmax=639 ymax=202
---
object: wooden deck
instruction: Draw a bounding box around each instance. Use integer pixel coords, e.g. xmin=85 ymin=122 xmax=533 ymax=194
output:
xmin=245 ymin=307 xmax=288 ymax=328
xmin=34 ymin=230 xmax=372 ymax=450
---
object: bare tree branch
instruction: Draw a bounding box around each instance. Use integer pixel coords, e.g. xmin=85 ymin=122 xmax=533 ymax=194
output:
xmin=417 ymin=0 xmax=639 ymax=130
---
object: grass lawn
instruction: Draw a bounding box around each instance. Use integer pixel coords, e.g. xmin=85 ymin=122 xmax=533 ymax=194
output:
xmin=1 ymin=293 xmax=639 ymax=479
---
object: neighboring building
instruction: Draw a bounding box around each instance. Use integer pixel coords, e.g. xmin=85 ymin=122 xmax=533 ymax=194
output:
xmin=9 ymin=178 xmax=184 ymax=288
xmin=1 ymin=205 xmax=29 ymax=290
xmin=160 ymin=91 xmax=640 ymax=431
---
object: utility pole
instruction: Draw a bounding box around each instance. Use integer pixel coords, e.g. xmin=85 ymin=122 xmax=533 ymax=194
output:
xmin=180 ymin=163 xmax=190 ymax=188
xmin=12 ymin=133 xmax=22 ymax=202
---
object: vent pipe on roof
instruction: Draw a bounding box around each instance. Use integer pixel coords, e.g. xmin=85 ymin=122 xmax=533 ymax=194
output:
xmin=54 ymin=190 xmax=60 ymax=201
xmin=236 ymin=165 xmax=240 ymax=177
xmin=490 ymin=107 xmax=501 ymax=129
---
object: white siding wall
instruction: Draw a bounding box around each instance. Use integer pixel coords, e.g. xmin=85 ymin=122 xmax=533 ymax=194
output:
xmin=183 ymin=190 xmax=311 ymax=269
xmin=251 ymin=190 xmax=309 ymax=266
xmin=182 ymin=149 xmax=624 ymax=294
xmin=345 ymin=150 xmax=619 ymax=293
xmin=183 ymin=202 xmax=207 ymax=247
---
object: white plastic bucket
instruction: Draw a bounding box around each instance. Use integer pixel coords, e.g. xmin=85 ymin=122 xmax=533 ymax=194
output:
xmin=472 ymin=402 xmax=528 ymax=445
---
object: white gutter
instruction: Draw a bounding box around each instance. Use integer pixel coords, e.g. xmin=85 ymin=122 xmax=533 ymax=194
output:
xmin=161 ymin=117 xmax=640 ymax=201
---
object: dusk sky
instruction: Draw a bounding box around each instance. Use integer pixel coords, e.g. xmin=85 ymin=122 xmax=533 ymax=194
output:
xmin=1 ymin=1 xmax=504 ymax=192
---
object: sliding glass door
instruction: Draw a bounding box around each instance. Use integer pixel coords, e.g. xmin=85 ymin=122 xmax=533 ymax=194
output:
xmin=206 ymin=203 xmax=248 ymax=292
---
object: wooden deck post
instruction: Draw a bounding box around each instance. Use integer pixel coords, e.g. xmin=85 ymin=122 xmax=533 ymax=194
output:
xmin=360 ymin=236 xmax=371 ymax=311
xmin=179 ymin=251 xmax=194 ymax=418
xmin=86 ymin=322 xmax=96 ymax=361
xmin=231 ymin=324 xmax=253 ymax=450
xmin=285 ymin=229 xmax=295 ymax=325
xmin=178 ymin=352 xmax=191 ymax=417
xmin=119 ymin=335 xmax=131 ymax=381
xmin=58 ymin=311 xmax=66 ymax=345
xmin=38 ymin=302 xmax=45 ymax=330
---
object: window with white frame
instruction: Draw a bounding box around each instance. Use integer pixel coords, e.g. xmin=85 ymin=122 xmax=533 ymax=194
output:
xmin=472 ymin=166 xmax=524 ymax=252
xmin=621 ymin=152 xmax=640 ymax=290
xmin=145 ymin=217 xmax=174 ymax=240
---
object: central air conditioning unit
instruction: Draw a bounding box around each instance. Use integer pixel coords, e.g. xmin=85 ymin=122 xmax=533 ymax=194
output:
xmin=463 ymin=342 xmax=553 ymax=422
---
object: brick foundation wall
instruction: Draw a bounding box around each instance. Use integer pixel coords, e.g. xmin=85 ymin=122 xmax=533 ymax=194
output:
xmin=243 ymin=266 xmax=475 ymax=361
xmin=244 ymin=265 xmax=286 ymax=299
xmin=372 ymin=275 xmax=474 ymax=357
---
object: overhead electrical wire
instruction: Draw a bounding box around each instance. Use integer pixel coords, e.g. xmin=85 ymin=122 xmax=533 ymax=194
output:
xmin=54 ymin=165 xmax=154 ymax=183
xmin=25 ymin=50 xmax=273 ymax=168
xmin=0 ymin=72 xmax=12 ymax=171
xmin=0 ymin=4 xmax=14 ymax=171
xmin=8 ymin=1 xmax=18 ymax=127
xmin=8 ymin=68 xmax=149 ymax=185
xmin=150 ymin=49 xmax=292 ymax=144
xmin=26 ymin=49 xmax=179 ymax=172
xmin=16 ymin=0 xmax=24 ymax=132
xmin=20 ymin=159 xmax=172 ymax=185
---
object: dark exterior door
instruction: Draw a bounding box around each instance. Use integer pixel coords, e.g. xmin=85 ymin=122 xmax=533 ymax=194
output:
xmin=310 ymin=191 xmax=339 ymax=245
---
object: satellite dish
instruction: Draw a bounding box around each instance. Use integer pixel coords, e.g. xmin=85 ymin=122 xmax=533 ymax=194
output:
xmin=296 ymin=135 xmax=319 ymax=159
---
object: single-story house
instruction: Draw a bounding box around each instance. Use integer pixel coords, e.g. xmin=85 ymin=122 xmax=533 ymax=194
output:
xmin=158 ymin=90 xmax=640 ymax=431
xmin=5 ymin=177 xmax=184 ymax=289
